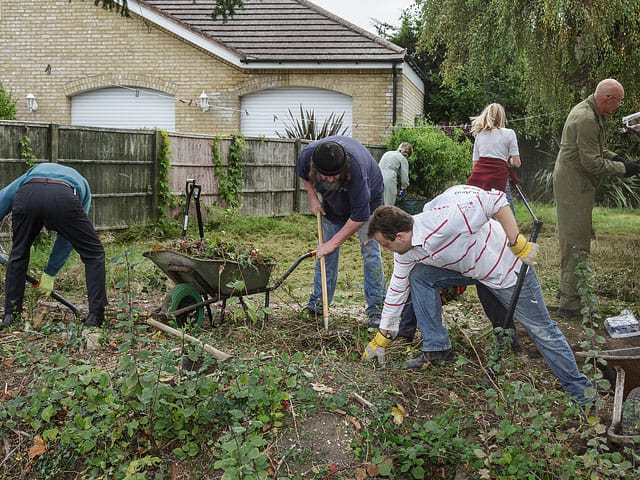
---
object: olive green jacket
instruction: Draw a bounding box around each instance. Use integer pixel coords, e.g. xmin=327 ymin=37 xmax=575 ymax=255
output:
xmin=553 ymin=94 xmax=625 ymax=204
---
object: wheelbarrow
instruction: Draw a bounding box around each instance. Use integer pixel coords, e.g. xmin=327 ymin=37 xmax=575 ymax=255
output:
xmin=576 ymin=347 xmax=640 ymax=446
xmin=143 ymin=249 xmax=313 ymax=329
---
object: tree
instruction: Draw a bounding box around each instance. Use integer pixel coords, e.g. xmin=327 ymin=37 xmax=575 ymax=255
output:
xmin=0 ymin=83 xmax=16 ymax=120
xmin=416 ymin=0 xmax=640 ymax=138
xmin=93 ymin=0 xmax=244 ymax=22
xmin=374 ymin=9 xmax=528 ymax=131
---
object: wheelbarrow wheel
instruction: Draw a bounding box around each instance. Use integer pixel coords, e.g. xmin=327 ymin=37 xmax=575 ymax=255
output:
xmin=161 ymin=284 xmax=205 ymax=331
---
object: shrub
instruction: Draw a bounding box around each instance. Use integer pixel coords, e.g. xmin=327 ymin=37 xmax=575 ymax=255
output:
xmin=386 ymin=123 xmax=472 ymax=200
xmin=0 ymin=82 xmax=16 ymax=120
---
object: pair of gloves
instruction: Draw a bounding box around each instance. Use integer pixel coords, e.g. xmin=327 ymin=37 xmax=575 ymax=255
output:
xmin=613 ymin=155 xmax=640 ymax=177
xmin=34 ymin=273 xmax=55 ymax=296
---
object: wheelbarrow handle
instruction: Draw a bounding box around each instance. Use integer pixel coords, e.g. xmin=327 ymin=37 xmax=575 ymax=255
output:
xmin=267 ymin=251 xmax=314 ymax=292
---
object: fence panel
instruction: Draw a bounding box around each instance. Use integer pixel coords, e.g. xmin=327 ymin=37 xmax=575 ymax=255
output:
xmin=0 ymin=121 xmax=398 ymax=233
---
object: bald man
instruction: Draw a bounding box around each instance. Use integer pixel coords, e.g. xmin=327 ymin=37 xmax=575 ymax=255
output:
xmin=553 ymin=79 xmax=640 ymax=318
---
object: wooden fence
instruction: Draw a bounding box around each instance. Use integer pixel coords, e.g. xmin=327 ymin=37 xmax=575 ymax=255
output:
xmin=0 ymin=121 xmax=387 ymax=232
xmin=0 ymin=120 xmax=549 ymax=234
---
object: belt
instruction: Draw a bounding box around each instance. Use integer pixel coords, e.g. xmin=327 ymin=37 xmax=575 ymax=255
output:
xmin=26 ymin=178 xmax=73 ymax=190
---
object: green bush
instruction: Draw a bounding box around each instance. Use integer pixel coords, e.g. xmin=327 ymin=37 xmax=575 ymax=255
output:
xmin=0 ymin=82 xmax=16 ymax=120
xmin=387 ymin=123 xmax=472 ymax=201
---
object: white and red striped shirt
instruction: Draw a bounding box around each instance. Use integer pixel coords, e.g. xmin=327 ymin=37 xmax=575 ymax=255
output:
xmin=380 ymin=185 xmax=522 ymax=331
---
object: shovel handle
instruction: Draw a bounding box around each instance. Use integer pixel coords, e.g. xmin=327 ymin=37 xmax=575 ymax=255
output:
xmin=316 ymin=212 xmax=330 ymax=330
xmin=0 ymin=252 xmax=80 ymax=319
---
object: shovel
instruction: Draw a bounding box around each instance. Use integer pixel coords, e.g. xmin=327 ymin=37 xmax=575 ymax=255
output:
xmin=503 ymin=170 xmax=543 ymax=332
xmin=316 ymin=212 xmax=330 ymax=330
xmin=0 ymin=243 xmax=80 ymax=319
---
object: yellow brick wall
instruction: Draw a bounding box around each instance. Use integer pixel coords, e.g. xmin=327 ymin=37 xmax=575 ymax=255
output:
xmin=400 ymin=78 xmax=424 ymax=126
xmin=0 ymin=1 xmax=421 ymax=145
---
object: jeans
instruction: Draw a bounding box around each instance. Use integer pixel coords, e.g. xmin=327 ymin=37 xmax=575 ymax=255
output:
xmin=398 ymin=284 xmax=518 ymax=345
xmin=308 ymin=216 xmax=385 ymax=318
xmin=409 ymin=263 xmax=594 ymax=404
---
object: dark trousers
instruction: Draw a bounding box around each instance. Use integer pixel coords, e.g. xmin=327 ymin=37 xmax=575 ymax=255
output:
xmin=4 ymin=183 xmax=107 ymax=317
xmin=398 ymin=284 xmax=519 ymax=346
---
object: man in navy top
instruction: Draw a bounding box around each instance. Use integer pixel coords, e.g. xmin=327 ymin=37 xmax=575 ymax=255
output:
xmin=296 ymin=136 xmax=386 ymax=327
xmin=0 ymin=163 xmax=107 ymax=329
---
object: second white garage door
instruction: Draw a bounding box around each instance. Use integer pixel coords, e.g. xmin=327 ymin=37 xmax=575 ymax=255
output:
xmin=240 ymin=87 xmax=352 ymax=139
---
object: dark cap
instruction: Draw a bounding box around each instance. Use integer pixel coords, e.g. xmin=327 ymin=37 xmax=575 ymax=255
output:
xmin=312 ymin=141 xmax=347 ymax=176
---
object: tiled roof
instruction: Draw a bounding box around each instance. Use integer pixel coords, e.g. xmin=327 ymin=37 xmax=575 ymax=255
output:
xmin=142 ymin=0 xmax=406 ymax=63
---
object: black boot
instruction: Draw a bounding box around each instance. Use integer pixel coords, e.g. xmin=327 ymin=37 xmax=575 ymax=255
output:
xmin=84 ymin=311 xmax=105 ymax=328
xmin=1 ymin=314 xmax=12 ymax=330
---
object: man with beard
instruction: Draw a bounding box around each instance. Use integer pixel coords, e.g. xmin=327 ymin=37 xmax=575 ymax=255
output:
xmin=295 ymin=136 xmax=386 ymax=327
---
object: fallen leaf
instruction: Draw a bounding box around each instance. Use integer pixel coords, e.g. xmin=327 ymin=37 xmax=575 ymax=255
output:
xmin=346 ymin=415 xmax=362 ymax=431
xmin=355 ymin=466 xmax=368 ymax=480
xmin=28 ymin=435 xmax=47 ymax=459
xmin=391 ymin=404 xmax=406 ymax=425
xmin=366 ymin=464 xmax=378 ymax=476
xmin=311 ymin=382 xmax=335 ymax=394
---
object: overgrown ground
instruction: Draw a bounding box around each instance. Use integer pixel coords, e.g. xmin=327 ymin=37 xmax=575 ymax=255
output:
xmin=2 ymin=204 xmax=640 ymax=479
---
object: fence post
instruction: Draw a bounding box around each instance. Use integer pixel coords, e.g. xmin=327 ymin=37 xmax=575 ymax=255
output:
xmin=293 ymin=139 xmax=302 ymax=213
xmin=48 ymin=124 xmax=58 ymax=163
xmin=151 ymin=130 xmax=161 ymax=220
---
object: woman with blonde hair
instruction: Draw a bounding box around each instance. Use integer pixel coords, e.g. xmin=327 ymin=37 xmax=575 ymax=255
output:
xmin=379 ymin=142 xmax=412 ymax=206
xmin=466 ymin=103 xmax=521 ymax=203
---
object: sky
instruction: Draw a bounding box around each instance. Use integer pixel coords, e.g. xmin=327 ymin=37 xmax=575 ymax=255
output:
xmin=309 ymin=0 xmax=415 ymax=34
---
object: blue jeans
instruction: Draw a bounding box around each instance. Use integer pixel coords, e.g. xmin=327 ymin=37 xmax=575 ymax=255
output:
xmin=409 ymin=264 xmax=594 ymax=404
xmin=308 ymin=217 xmax=385 ymax=318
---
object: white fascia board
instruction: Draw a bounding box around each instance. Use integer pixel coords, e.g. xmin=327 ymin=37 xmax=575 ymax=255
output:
xmin=402 ymin=63 xmax=425 ymax=94
xmin=244 ymin=62 xmax=401 ymax=70
xmin=123 ymin=0 xmax=245 ymax=67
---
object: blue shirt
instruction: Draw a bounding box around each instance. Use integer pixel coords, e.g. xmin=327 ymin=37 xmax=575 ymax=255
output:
xmin=295 ymin=136 xmax=384 ymax=224
xmin=0 ymin=163 xmax=92 ymax=275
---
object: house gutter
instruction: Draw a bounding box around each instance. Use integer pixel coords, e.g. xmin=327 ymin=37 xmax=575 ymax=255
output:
xmin=392 ymin=62 xmax=398 ymax=126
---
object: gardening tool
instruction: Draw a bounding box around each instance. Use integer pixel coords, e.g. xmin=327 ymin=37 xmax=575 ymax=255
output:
xmin=0 ymin=243 xmax=80 ymax=319
xmin=182 ymin=179 xmax=204 ymax=239
xmin=503 ymin=170 xmax=543 ymax=332
xmin=316 ymin=212 xmax=330 ymax=330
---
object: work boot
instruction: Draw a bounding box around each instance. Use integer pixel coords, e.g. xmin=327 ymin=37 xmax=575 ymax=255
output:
xmin=302 ymin=306 xmax=322 ymax=319
xmin=393 ymin=335 xmax=414 ymax=346
xmin=0 ymin=314 xmax=12 ymax=330
xmin=557 ymin=308 xmax=581 ymax=319
xmin=84 ymin=311 xmax=105 ymax=328
xmin=404 ymin=349 xmax=456 ymax=369
xmin=367 ymin=313 xmax=381 ymax=328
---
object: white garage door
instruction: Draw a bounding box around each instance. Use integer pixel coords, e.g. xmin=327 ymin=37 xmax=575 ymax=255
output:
xmin=240 ymin=87 xmax=352 ymax=138
xmin=71 ymin=86 xmax=175 ymax=131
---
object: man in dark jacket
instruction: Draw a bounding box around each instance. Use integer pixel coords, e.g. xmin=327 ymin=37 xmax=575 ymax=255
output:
xmin=553 ymin=79 xmax=640 ymax=318
xmin=0 ymin=163 xmax=107 ymax=329
xmin=296 ymin=136 xmax=386 ymax=327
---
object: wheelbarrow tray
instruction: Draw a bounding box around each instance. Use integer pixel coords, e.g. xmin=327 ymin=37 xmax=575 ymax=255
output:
xmin=577 ymin=346 xmax=640 ymax=399
xmin=143 ymin=249 xmax=273 ymax=297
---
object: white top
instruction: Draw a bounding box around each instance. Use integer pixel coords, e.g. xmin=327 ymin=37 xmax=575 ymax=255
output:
xmin=380 ymin=185 xmax=522 ymax=331
xmin=472 ymin=128 xmax=519 ymax=162
xmin=378 ymin=150 xmax=410 ymax=205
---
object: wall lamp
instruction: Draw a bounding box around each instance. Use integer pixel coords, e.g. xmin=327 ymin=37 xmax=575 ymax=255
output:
xmin=26 ymin=93 xmax=38 ymax=113
xmin=199 ymin=91 xmax=209 ymax=112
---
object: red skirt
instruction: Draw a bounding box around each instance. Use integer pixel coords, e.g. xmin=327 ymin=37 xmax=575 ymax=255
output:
xmin=466 ymin=157 xmax=510 ymax=191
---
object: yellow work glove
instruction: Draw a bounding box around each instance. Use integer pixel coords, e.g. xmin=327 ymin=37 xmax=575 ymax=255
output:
xmin=35 ymin=273 xmax=55 ymax=296
xmin=362 ymin=331 xmax=392 ymax=365
xmin=509 ymin=234 xmax=539 ymax=266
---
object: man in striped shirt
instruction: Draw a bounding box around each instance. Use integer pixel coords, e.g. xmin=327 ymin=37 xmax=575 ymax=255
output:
xmin=363 ymin=184 xmax=594 ymax=405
